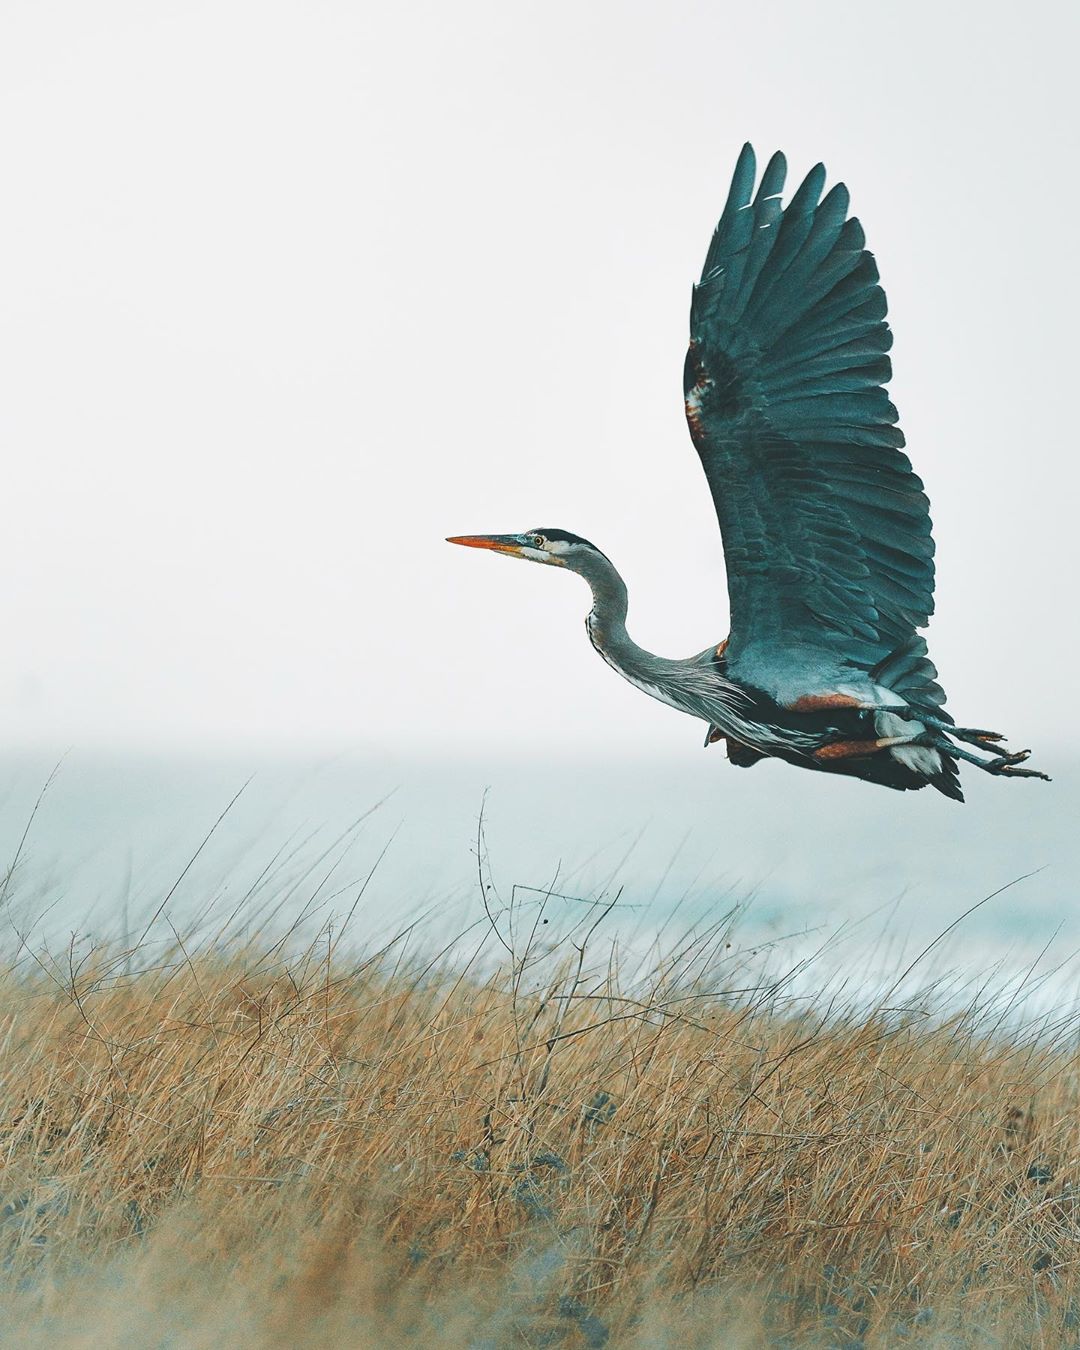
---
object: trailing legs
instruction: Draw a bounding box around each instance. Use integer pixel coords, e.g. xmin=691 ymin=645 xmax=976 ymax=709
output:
xmin=864 ymin=703 xmax=1050 ymax=781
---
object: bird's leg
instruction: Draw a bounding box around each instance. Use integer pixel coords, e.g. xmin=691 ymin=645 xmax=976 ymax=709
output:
xmin=868 ymin=704 xmax=1005 ymax=749
xmin=915 ymin=733 xmax=1051 ymax=782
xmin=897 ymin=708 xmax=1052 ymax=776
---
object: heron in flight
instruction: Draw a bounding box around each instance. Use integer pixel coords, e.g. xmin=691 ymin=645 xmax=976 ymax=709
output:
xmin=449 ymin=145 xmax=1047 ymax=801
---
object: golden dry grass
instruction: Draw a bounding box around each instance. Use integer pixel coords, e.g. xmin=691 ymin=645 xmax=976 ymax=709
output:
xmin=2 ymin=890 xmax=1080 ymax=1347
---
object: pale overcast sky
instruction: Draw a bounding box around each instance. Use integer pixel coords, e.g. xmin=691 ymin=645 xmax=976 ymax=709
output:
xmin=2 ymin=1 xmax=1076 ymax=754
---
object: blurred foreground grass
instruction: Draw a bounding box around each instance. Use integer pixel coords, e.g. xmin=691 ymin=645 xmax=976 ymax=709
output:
xmin=2 ymin=884 xmax=1080 ymax=1348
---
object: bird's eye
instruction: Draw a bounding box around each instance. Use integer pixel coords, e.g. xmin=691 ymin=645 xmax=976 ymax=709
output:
xmin=532 ymin=534 xmax=546 ymax=547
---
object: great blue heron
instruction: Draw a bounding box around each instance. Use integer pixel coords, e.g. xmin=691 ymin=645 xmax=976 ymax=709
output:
xmin=449 ymin=145 xmax=1047 ymax=802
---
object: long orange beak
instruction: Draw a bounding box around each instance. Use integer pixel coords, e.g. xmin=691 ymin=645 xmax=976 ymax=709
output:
xmin=446 ymin=534 xmax=527 ymax=557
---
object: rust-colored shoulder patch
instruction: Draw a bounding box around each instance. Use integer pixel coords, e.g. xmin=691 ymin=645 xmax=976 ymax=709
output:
xmin=684 ymin=340 xmax=710 ymax=443
xmin=789 ymin=691 xmax=864 ymax=713
xmin=815 ymin=738 xmax=887 ymax=761
xmin=684 ymin=394 xmax=707 ymax=441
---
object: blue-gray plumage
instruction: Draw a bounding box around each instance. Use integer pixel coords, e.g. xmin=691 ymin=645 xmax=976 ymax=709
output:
xmin=448 ymin=147 xmax=1048 ymax=801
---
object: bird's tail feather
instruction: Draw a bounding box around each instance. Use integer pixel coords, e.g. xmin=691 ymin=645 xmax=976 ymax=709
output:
xmin=868 ymin=635 xmax=963 ymax=800
xmin=870 ymin=636 xmax=950 ymax=722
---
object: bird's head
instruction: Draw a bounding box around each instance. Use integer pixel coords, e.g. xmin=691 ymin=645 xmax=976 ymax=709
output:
xmin=446 ymin=529 xmax=604 ymax=573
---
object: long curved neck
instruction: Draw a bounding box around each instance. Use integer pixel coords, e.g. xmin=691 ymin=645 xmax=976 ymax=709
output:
xmin=574 ymin=550 xmax=650 ymax=673
xmin=569 ymin=545 xmax=747 ymax=730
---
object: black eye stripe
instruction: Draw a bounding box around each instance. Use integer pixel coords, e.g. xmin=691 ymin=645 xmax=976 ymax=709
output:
xmin=528 ymin=528 xmax=592 ymax=548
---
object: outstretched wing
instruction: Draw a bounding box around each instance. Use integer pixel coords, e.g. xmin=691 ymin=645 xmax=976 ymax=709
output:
xmin=685 ymin=143 xmax=936 ymax=707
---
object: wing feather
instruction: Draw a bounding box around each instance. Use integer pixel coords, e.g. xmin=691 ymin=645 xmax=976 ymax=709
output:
xmin=685 ymin=145 xmax=939 ymax=707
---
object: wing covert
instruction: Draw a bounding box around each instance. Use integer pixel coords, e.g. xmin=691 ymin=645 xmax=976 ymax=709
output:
xmin=686 ymin=144 xmax=937 ymax=707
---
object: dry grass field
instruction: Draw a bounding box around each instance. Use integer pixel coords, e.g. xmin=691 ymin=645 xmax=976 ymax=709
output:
xmin=2 ymin=873 xmax=1080 ymax=1348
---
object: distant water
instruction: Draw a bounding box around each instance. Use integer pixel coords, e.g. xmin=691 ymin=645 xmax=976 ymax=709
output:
xmin=0 ymin=750 xmax=1073 ymax=978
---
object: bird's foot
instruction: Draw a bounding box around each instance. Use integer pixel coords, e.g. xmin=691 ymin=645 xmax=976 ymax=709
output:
xmin=917 ymin=733 xmax=1051 ymax=782
xmin=949 ymin=725 xmax=1010 ymax=748
xmin=984 ymin=756 xmax=1050 ymax=781
xmin=984 ymin=746 xmax=1031 ymax=766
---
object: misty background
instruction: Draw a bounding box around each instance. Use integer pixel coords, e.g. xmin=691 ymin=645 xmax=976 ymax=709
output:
xmin=0 ymin=2 xmax=1076 ymax=964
